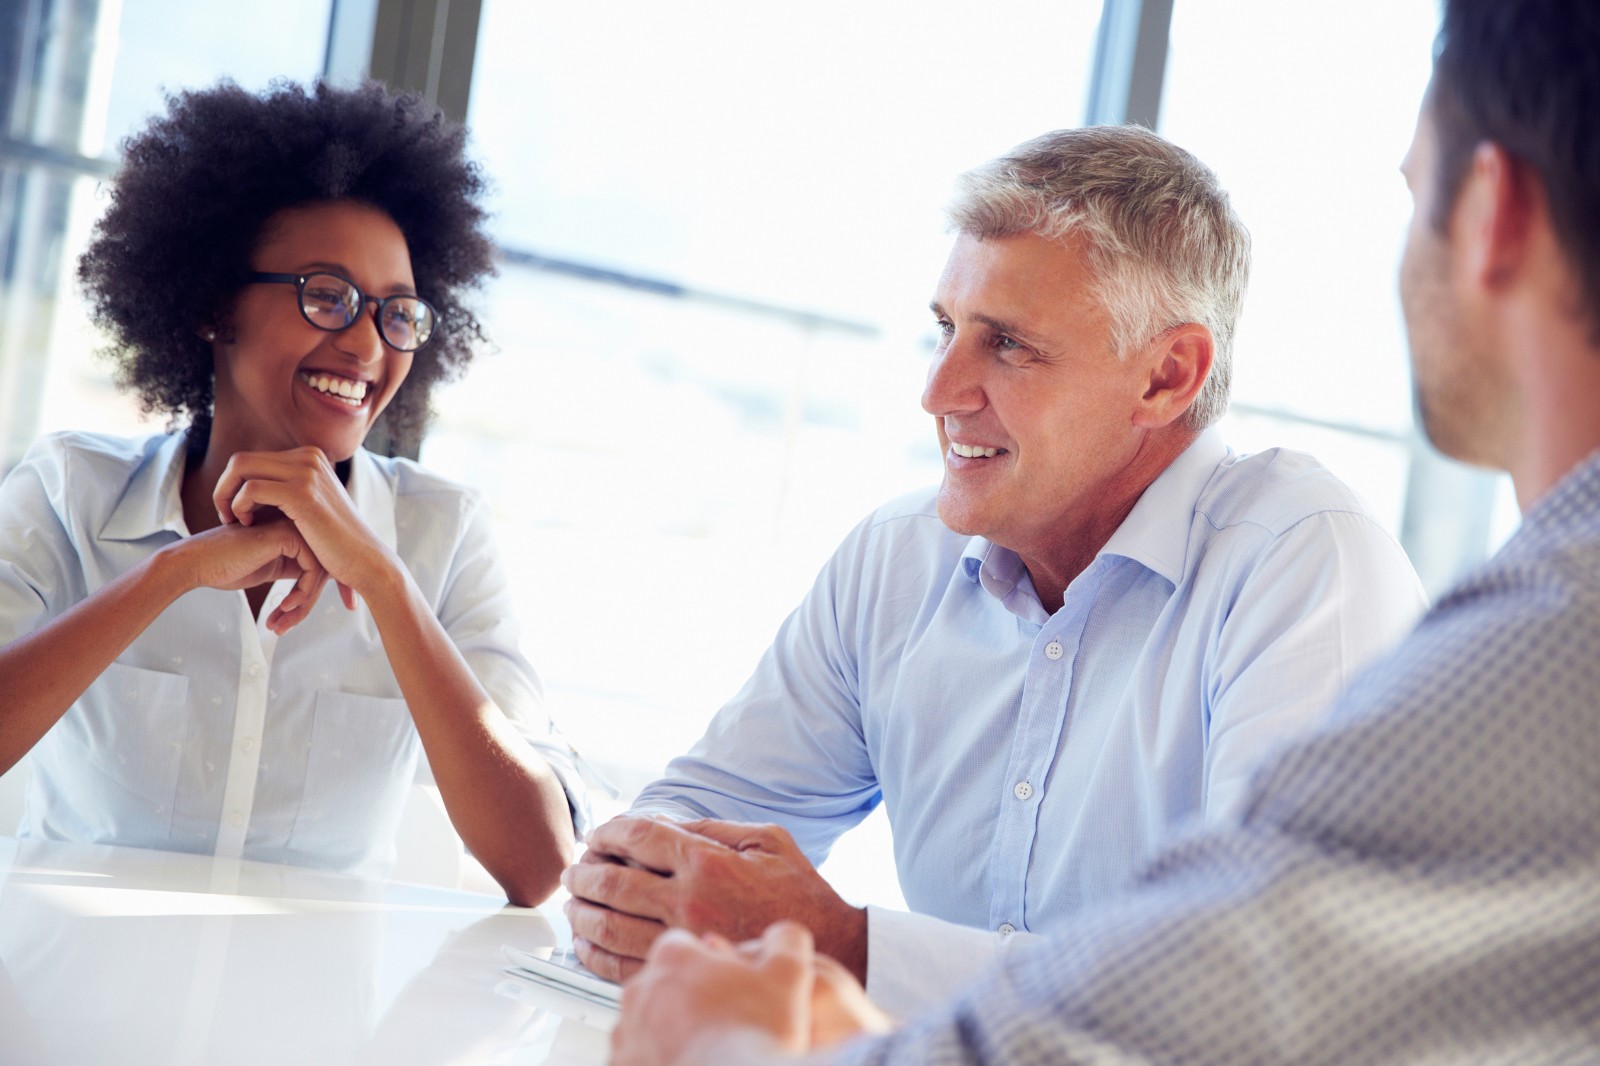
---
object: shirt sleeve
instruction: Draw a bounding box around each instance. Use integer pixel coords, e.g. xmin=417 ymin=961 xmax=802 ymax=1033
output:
xmin=431 ymin=492 xmax=594 ymax=835
xmin=630 ymin=517 xmax=880 ymax=866
xmin=1200 ymin=508 xmax=1427 ymax=822
xmin=0 ymin=439 xmax=85 ymax=646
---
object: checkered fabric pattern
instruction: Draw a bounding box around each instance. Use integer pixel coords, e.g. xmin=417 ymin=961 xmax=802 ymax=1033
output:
xmin=824 ymin=450 xmax=1600 ymax=1065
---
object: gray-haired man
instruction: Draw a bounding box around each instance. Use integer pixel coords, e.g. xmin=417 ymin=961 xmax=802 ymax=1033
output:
xmin=568 ymin=125 xmax=1424 ymax=1017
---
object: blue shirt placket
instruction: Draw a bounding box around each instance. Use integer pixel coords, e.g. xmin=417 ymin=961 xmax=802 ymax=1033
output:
xmin=986 ymin=562 xmax=1103 ymax=935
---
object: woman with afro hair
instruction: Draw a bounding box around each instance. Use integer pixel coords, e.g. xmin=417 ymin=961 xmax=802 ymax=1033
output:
xmin=0 ymin=80 xmax=584 ymax=905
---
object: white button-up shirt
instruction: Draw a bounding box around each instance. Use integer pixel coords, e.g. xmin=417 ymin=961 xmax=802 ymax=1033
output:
xmin=0 ymin=430 xmax=587 ymax=878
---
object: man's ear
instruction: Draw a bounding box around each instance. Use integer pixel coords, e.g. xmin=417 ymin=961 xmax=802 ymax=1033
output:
xmin=1135 ymin=323 xmax=1214 ymax=429
xmin=1458 ymin=140 xmax=1541 ymax=291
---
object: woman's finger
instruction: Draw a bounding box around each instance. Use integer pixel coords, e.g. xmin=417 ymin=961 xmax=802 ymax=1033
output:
xmin=213 ymin=450 xmax=317 ymax=524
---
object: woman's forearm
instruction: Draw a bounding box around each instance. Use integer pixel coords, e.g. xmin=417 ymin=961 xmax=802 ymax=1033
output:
xmin=361 ymin=562 xmax=575 ymax=905
xmin=0 ymin=547 xmax=192 ymax=775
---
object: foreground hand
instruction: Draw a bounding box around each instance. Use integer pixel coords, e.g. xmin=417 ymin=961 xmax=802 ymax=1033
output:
xmin=212 ymin=447 xmax=395 ymax=609
xmin=562 ymin=816 xmax=868 ymax=983
xmin=170 ymin=518 xmax=329 ymax=634
xmin=809 ymin=953 xmax=894 ymax=1047
xmin=611 ymin=922 xmax=814 ymax=1066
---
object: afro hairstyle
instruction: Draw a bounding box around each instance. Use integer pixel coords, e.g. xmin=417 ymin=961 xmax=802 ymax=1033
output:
xmin=77 ymin=78 xmax=496 ymax=445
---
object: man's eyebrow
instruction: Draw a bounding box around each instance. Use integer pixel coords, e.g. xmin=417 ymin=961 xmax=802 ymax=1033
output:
xmin=929 ymin=302 xmax=1046 ymax=348
xmin=929 ymin=302 xmax=1033 ymax=338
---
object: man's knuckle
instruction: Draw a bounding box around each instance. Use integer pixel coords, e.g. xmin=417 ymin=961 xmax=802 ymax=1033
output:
xmin=592 ymin=909 xmax=621 ymax=945
xmin=594 ymin=865 xmax=623 ymax=898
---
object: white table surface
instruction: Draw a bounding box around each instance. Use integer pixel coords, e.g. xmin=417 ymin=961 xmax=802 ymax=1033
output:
xmin=0 ymin=835 xmax=614 ymax=1065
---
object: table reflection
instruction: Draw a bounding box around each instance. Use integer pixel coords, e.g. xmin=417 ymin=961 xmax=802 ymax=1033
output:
xmin=0 ymin=837 xmax=610 ymax=1065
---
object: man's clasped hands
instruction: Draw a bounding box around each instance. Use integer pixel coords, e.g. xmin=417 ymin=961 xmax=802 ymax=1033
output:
xmin=563 ymin=815 xmax=895 ymax=1061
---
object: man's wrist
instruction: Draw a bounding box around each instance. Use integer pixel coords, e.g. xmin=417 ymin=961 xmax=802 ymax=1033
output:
xmin=820 ymin=903 xmax=870 ymax=985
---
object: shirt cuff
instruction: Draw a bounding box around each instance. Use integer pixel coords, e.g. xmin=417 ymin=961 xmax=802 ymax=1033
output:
xmin=865 ymin=905 xmax=1020 ymax=1020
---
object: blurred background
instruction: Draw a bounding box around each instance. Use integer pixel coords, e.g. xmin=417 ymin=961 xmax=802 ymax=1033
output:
xmin=0 ymin=0 xmax=1507 ymax=905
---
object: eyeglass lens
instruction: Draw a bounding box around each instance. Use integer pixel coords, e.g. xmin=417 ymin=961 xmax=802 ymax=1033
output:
xmin=299 ymin=273 xmax=434 ymax=351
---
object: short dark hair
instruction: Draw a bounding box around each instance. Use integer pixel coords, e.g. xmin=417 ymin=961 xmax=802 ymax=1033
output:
xmin=1430 ymin=0 xmax=1600 ymax=333
xmin=78 ymin=79 xmax=496 ymax=443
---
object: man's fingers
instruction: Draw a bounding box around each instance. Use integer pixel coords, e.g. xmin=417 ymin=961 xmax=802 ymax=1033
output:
xmin=758 ymin=920 xmax=814 ymax=969
xmin=573 ymin=934 xmax=648 ymax=983
xmin=564 ymin=895 xmax=669 ymax=961
xmin=586 ymin=815 xmax=728 ymax=873
xmin=808 ymin=952 xmax=893 ymax=1046
xmin=678 ymin=818 xmax=797 ymax=854
xmin=563 ymin=859 xmax=677 ymax=918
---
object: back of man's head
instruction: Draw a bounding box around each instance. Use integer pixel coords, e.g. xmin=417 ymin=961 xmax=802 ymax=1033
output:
xmin=948 ymin=125 xmax=1249 ymax=431
xmin=1431 ymin=0 xmax=1600 ymax=340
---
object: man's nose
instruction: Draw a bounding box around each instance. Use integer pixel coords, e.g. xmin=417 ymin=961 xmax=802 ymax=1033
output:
xmin=921 ymin=334 xmax=983 ymax=416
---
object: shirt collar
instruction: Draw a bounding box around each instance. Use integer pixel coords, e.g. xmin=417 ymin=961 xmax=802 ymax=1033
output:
xmin=1097 ymin=427 xmax=1229 ymax=586
xmin=98 ymin=432 xmax=399 ymax=551
xmin=345 ymin=447 xmax=399 ymax=552
xmin=99 ymin=430 xmax=191 ymax=541
xmin=958 ymin=426 xmax=1230 ymax=593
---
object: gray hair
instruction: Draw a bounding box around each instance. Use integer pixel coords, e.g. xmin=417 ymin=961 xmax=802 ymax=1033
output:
xmin=947 ymin=125 xmax=1250 ymax=430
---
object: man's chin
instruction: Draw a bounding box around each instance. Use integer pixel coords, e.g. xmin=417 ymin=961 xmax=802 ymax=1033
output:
xmin=933 ymin=490 xmax=990 ymax=539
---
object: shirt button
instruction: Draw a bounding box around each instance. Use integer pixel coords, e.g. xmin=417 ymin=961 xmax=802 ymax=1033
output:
xmin=247 ymin=663 xmax=264 ymax=678
xmin=241 ymin=737 xmax=256 ymax=753
xmin=998 ymin=923 xmax=1016 ymax=937
xmin=1044 ymin=640 xmax=1064 ymax=661
xmin=1013 ymin=781 xmax=1034 ymax=801
xmin=228 ymin=811 xmax=244 ymax=828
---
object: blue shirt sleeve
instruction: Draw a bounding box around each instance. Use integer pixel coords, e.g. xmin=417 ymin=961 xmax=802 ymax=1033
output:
xmin=632 ymin=512 xmax=881 ymax=865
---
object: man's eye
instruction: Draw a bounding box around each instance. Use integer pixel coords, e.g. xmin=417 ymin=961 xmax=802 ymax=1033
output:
xmin=935 ymin=318 xmax=955 ymax=335
xmin=994 ymin=334 xmax=1022 ymax=352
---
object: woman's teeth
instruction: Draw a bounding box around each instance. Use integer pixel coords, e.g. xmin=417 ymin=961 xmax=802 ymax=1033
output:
xmin=951 ymin=442 xmax=1000 ymax=458
xmin=299 ymin=372 xmax=368 ymax=406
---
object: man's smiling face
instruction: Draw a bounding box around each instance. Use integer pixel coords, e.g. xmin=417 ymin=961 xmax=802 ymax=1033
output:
xmin=922 ymin=230 xmax=1156 ymax=565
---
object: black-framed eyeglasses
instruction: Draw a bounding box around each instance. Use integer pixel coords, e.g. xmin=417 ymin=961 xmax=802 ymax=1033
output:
xmin=248 ymin=271 xmax=437 ymax=352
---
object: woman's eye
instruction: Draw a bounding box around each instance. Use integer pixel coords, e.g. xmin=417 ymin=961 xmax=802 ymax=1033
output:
xmin=305 ymin=288 xmax=346 ymax=309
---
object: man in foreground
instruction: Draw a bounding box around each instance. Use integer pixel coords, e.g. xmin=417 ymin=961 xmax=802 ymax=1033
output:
xmin=609 ymin=0 xmax=1600 ymax=1061
xmin=566 ymin=125 xmax=1423 ymax=1015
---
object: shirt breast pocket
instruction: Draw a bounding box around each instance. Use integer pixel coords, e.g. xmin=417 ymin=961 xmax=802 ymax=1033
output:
xmin=65 ymin=661 xmax=191 ymax=839
xmin=287 ymin=691 xmax=419 ymax=861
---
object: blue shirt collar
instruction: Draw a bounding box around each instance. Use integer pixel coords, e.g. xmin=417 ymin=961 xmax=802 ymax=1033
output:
xmin=959 ymin=427 xmax=1230 ymax=594
xmin=1098 ymin=428 xmax=1229 ymax=586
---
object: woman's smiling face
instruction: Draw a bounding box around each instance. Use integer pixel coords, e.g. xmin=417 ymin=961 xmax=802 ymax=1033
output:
xmin=209 ymin=200 xmax=419 ymax=462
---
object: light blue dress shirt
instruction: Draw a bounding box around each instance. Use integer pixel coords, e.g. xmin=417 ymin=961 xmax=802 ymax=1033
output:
xmin=817 ymin=444 xmax=1600 ymax=1066
xmin=0 ymin=430 xmax=587 ymax=878
xmin=633 ymin=429 xmax=1426 ymax=1013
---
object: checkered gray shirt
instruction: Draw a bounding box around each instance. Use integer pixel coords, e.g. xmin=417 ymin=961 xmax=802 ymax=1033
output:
xmin=825 ymin=449 xmax=1600 ymax=1065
